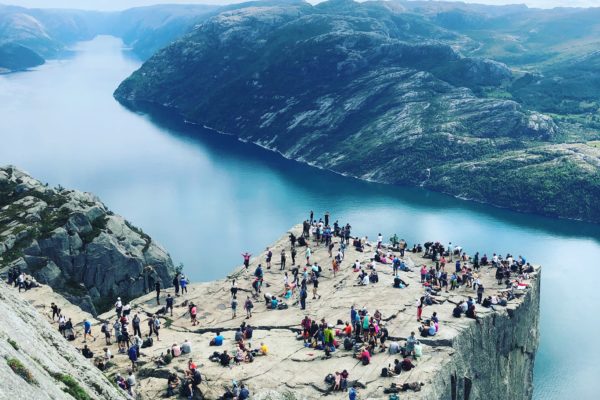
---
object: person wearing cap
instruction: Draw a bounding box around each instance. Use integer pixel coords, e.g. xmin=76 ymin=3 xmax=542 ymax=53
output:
xmin=114 ymin=297 xmax=122 ymax=317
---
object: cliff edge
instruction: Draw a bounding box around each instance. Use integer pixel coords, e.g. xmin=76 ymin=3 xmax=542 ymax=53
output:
xmin=0 ymin=166 xmax=176 ymax=315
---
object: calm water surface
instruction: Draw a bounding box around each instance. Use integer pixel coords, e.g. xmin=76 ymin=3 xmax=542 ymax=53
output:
xmin=0 ymin=36 xmax=598 ymax=399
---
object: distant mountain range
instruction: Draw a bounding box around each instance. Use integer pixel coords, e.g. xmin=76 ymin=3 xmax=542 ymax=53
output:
xmin=0 ymin=3 xmax=218 ymax=71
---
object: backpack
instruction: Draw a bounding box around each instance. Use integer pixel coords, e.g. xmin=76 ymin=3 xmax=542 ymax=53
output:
xmin=362 ymin=356 xmax=370 ymax=365
xmin=192 ymin=371 xmax=202 ymax=385
xmin=324 ymin=374 xmax=335 ymax=385
xmin=101 ymin=324 xmax=107 ymax=333
xmin=381 ymin=368 xmax=389 ymax=377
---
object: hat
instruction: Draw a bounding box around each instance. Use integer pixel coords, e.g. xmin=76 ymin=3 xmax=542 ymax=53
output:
xmin=117 ymin=297 xmax=121 ymax=300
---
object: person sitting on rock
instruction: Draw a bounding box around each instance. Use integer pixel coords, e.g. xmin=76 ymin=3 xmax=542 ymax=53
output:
xmin=171 ymin=343 xmax=182 ymax=357
xmin=166 ymin=373 xmax=179 ymax=397
xmin=466 ymin=304 xmax=477 ymax=319
xmin=259 ymin=342 xmax=268 ymax=356
xmin=401 ymin=357 xmax=416 ymax=371
xmin=211 ymin=332 xmax=224 ymax=346
xmin=81 ymin=345 xmax=94 ymax=359
xmin=180 ymin=339 xmax=192 ymax=354
xmin=220 ymin=350 xmax=232 ymax=367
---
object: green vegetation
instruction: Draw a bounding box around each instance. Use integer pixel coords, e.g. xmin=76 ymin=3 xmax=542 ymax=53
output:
xmin=114 ymin=0 xmax=600 ymax=223
xmin=7 ymin=338 xmax=19 ymax=351
xmin=80 ymin=216 xmax=108 ymax=245
xmin=49 ymin=372 xmax=91 ymax=400
xmin=6 ymin=357 xmax=37 ymax=385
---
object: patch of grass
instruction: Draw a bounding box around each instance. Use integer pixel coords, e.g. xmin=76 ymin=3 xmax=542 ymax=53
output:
xmin=6 ymin=357 xmax=37 ymax=385
xmin=49 ymin=372 xmax=91 ymax=400
xmin=7 ymin=338 xmax=19 ymax=351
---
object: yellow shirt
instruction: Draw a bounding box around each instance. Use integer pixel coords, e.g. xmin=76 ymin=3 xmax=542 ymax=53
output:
xmin=260 ymin=344 xmax=268 ymax=354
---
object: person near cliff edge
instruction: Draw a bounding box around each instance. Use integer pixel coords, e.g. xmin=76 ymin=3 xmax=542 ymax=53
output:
xmin=166 ymin=294 xmax=174 ymax=316
xmin=83 ymin=318 xmax=97 ymax=343
xmin=155 ymin=281 xmax=161 ymax=305
xmin=173 ymin=273 xmax=180 ymax=296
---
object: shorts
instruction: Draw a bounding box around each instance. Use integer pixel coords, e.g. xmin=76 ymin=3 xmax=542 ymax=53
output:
xmin=85 ymin=328 xmax=92 ymax=334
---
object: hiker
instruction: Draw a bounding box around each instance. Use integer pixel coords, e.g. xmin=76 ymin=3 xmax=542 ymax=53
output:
xmin=50 ymin=302 xmax=60 ymax=321
xmin=242 ymin=252 xmax=251 ymax=269
xmin=305 ymin=246 xmax=312 ymax=266
xmin=280 ymin=249 xmax=286 ymax=270
xmin=190 ymin=303 xmax=198 ymax=326
xmin=416 ymin=297 xmax=424 ymax=321
xmin=153 ymin=315 xmax=161 ymax=340
xmin=266 ymin=247 xmax=272 ymax=269
xmin=132 ymin=314 xmax=142 ymax=337
xmin=155 ymin=281 xmax=161 ymax=304
xmin=128 ymin=344 xmax=138 ymax=370
xmin=173 ymin=273 xmax=180 ymax=296
xmin=211 ymin=331 xmax=224 ymax=346
xmin=115 ymin=297 xmax=123 ymax=317
xmin=83 ymin=319 xmax=96 ymax=343
xmin=101 ymin=321 xmax=111 ymax=344
xmin=181 ymin=339 xmax=192 ymax=354
xmin=244 ymin=296 xmax=253 ymax=318
xmin=231 ymin=295 xmax=238 ymax=318
xmin=291 ymin=247 xmax=297 ymax=265
xmin=126 ymin=369 xmax=136 ymax=397
xmin=180 ymin=275 xmax=188 ymax=295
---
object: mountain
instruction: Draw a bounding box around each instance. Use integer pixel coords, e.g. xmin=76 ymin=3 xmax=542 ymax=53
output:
xmin=0 ymin=166 xmax=176 ymax=315
xmin=114 ymin=0 xmax=600 ymax=223
xmin=0 ymin=3 xmax=219 ymax=67
xmin=0 ymin=42 xmax=44 ymax=72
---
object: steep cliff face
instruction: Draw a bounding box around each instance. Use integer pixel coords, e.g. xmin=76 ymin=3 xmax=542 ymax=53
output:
xmin=0 ymin=282 xmax=127 ymax=400
xmin=0 ymin=166 xmax=176 ymax=315
xmin=426 ymin=272 xmax=540 ymax=400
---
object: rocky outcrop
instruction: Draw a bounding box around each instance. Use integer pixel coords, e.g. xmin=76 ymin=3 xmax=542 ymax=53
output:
xmin=0 ymin=166 xmax=176 ymax=315
xmin=0 ymin=281 xmax=127 ymax=400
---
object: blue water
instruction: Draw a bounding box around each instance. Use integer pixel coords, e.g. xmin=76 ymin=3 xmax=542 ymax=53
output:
xmin=0 ymin=36 xmax=598 ymax=399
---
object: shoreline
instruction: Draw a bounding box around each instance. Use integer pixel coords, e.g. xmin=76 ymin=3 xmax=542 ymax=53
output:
xmin=115 ymin=98 xmax=597 ymax=226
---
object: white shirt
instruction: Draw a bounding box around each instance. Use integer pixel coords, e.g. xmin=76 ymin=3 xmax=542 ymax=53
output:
xmin=362 ymin=275 xmax=369 ymax=285
xmin=115 ymin=300 xmax=122 ymax=308
xmin=377 ymin=235 xmax=383 ymax=243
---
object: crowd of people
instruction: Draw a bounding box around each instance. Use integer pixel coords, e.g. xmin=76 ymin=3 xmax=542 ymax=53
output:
xmin=3 ymin=209 xmax=537 ymax=400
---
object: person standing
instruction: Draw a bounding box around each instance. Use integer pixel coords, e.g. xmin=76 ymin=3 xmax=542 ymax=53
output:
xmin=291 ymin=247 xmax=297 ymax=265
xmin=266 ymin=248 xmax=272 ymax=269
xmin=300 ymin=286 xmax=307 ymax=310
xmin=241 ymin=252 xmax=251 ymax=270
xmin=155 ymin=281 xmax=161 ymax=305
xmin=166 ymin=294 xmax=174 ymax=316
xmin=310 ymin=210 xmax=314 ymax=225
xmin=280 ymin=249 xmax=286 ymax=271
xmin=83 ymin=319 xmax=96 ymax=343
xmin=153 ymin=315 xmax=161 ymax=341
xmin=305 ymin=247 xmax=311 ymax=266
xmin=244 ymin=297 xmax=253 ymax=319
xmin=477 ymin=285 xmax=485 ymax=304
xmin=231 ymin=295 xmax=238 ymax=319
xmin=377 ymin=233 xmax=383 ymax=249
xmin=324 ymin=211 xmax=330 ymax=227
xmin=180 ymin=275 xmax=188 ymax=295
xmin=173 ymin=273 xmax=180 ymax=296
xmin=132 ymin=314 xmax=142 ymax=338
xmin=115 ymin=297 xmax=123 ymax=317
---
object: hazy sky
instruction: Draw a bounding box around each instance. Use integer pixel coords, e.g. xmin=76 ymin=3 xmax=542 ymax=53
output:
xmin=2 ymin=0 xmax=600 ymax=11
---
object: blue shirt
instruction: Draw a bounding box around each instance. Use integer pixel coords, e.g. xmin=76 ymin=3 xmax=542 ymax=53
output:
xmin=214 ymin=335 xmax=224 ymax=346
xmin=349 ymin=388 xmax=357 ymax=400
xmin=84 ymin=321 xmax=91 ymax=330
xmin=351 ymin=309 xmax=357 ymax=322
